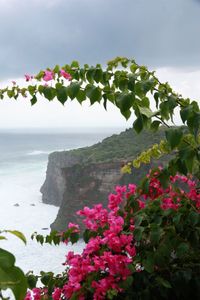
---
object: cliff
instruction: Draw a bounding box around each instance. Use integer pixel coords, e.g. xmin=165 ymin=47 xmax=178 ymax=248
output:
xmin=41 ymin=127 xmax=169 ymax=231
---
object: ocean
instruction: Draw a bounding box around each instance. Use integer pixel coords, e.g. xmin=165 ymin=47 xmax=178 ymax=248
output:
xmin=0 ymin=127 xmax=123 ymax=275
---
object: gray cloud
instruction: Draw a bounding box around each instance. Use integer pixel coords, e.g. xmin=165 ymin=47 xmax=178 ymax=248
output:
xmin=0 ymin=0 xmax=200 ymax=79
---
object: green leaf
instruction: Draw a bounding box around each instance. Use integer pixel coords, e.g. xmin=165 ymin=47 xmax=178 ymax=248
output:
xmin=53 ymin=65 xmax=60 ymax=73
xmin=187 ymin=111 xmax=200 ymax=139
xmin=116 ymin=92 xmax=134 ymax=112
xmin=28 ymin=85 xmax=36 ymax=96
xmin=140 ymin=97 xmax=150 ymax=108
xmin=154 ymin=92 xmax=160 ymax=108
xmin=107 ymin=289 xmax=118 ymax=299
xmin=121 ymin=109 xmax=131 ymax=120
xmin=0 ymin=266 xmax=27 ymax=300
xmin=141 ymin=79 xmax=155 ymax=93
xmin=7 ymin=90 xmax=14 ymax=98
xmin=133 ymin=115 xmax=144 ymax=133
xmin=179 ymin=148 xmax=196 ymax=173
xmin=72 ymin=70 xmax=80 ymax=81
xmin=93 ymin=68 xmax=103 ymax=83
xmin=130 ymin=64 xmax=138 ymax=73
xmin=134 ymin=226 xmax=144 ymax=241
xmin=138 ymin=106 xmax=153 ymax=118
xmin=67 ymin=82 xmax=80 ymax=99
xmin=176 ymin=242 xmax=189 ymax=257
xmin=127 ymin=76 xmax=135 ymax=92
xmin=37 ymin=234 xmax=44 ymax=245
xmin=76 ymin=89 xmax=86 ymax=103
xmin=52 ymin=235 xmax=60 ymax=245
xmin=86 ymin=85 xmax=102 ymax=104
xmin=187 ymin=211 xmax=200 ymax=226
xmin=156 ymin=276 xmax=172 ymax=289
xmin=83 ymin=230 xmax=90 ymax=243
xmin=160 ymin=96 xmax=177 ymax=121
xmin=6 ymin=230 xmax=26 ymax=245
xmin=160 ymin=101 xmax=170 ymax=120
xmin=0 ymin=248 xmax=15 ymax=269
xmin=40 ymin=272 xmax=53 ymax=286
xmin=30 ymin=95 xmax=37 ymax=106
xmin=119 ymin=79 xmax=128 ymax=91
xmin=70 ymin=232 xmax=79 ymax=244
xmin=56 ymin=86 xmax=68 ymax=104
xmin=27 ymin=274 xmax=38 ymax=289
xmin=165 ymin=128 xmax=183 ymax=149
xmin=71 ymin=61 xmax=80 ymax=68
xmin=176 ymin=158 xmax=188 ymax=175
xmin=180 ymin=105 xmax=193 ymax=124
xmin=43 ymin=87 xmax=56 ymax=101
xmin=38 ymin=85 xmax=44 ymax=95
xmin=150 ymin=226 xmax=162 ymax=245
xmin=134 ymin=215 xmax=143 ymax=226
xmin=173 ymin=213 xmax=182 ymax=226
xmin=86 ymin=68 xmax=95 ymax=84
xmin=143 ymin=255 xmax=154 ymax=273
xmin=151 ymin=120 xmax=161 ymax=132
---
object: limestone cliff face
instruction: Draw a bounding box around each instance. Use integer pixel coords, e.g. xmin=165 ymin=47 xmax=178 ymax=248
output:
xmin=40 ymin=151 xmax=81 ymax=206
xmin=41 ymin=151 xmax=149 ymax=231
xmin=51 ymin=161 xmax=127 ymax=231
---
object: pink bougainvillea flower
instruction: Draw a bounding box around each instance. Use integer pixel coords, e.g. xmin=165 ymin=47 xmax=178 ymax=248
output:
xmin=68 ymin=222 xmax=80 ymax=233
xmin=32 ymin=288 xmax=41 ymax=300
xmin=24 ymin=291 xmax=32 ymax=300
xmin=52 ymin=288 xmax=61 ymax=300
xmin=43 ymin=70 xmax=54 ymax=81
xmin=24 ymin=74 xmax=33 ymax=82
xmin=60 ymin=69 xmax=72 ymax=80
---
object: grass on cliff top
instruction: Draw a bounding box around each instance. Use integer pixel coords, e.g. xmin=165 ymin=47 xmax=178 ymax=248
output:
xmin=69 ymin=126 xmax=167 ymax=164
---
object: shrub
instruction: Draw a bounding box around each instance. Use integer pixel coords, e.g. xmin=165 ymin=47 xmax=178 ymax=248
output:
xmin=27 ymin=168 xmax=200 ymax=299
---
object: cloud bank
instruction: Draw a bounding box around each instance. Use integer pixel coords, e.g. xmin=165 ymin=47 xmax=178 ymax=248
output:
xmin=0 ymin=0 xmax=200 ymax=79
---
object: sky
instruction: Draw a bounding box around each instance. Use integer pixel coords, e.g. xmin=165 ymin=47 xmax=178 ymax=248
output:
xmin=0 ymin=0 xmax=200 ymax=129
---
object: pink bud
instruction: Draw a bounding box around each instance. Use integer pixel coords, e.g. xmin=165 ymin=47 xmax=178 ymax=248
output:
xmin=60 ymin=69 xmax=72 ymax=80
xmin=24 ymin=74 xmax=33 ymax=82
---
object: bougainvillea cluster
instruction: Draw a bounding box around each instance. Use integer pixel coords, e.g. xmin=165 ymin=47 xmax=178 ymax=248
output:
xmin=25 ymin=169 xmax=200 ymax=299
xmin=25 ymin=68 xmax=72 ymax=83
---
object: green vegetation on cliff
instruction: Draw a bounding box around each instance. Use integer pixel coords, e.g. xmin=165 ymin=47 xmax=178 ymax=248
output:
xmin=70 ymin=126 xmax=168 ymax=164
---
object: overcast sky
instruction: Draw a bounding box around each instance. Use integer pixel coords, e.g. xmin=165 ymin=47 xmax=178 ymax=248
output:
xmin=0 ymin=0 xmax=200 ymax=128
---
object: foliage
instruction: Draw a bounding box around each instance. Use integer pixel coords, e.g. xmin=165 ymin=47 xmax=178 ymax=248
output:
xmin=69 ymin=126 xmax=168 ymax=164
xmin=25 ymin=169 xmax=200 ymax=299
xmin=0 ymin=231 xmax=27 ymax=300
xmin=1 ymin=57 xmax=200 ymax=181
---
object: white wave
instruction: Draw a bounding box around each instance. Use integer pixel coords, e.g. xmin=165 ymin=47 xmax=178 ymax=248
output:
xmin=27 ymin=150 xmax=51 ymax=156
xmin=26 ymin=149 xmax=72 ymax=156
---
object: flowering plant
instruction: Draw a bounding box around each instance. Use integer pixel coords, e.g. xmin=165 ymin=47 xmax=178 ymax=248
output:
xmin=27 ymin=168 xmax=200 ymax=299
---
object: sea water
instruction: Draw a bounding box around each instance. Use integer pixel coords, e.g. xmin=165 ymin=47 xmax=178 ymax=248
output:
xmin=0 ymin=128 xmax=123 ymax=275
